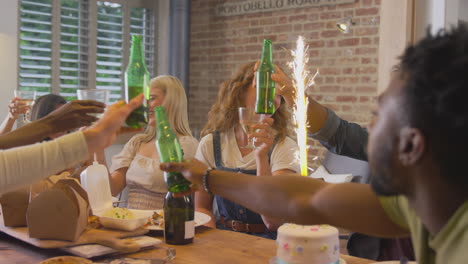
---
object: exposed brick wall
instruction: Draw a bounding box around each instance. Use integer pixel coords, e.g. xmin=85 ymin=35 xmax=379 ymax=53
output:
xmin=189 ymin=0 xmax=380 ymax=170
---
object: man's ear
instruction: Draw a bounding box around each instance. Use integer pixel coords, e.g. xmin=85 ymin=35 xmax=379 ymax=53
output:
xmin=398 ymin=127 xmax=425 ymax=165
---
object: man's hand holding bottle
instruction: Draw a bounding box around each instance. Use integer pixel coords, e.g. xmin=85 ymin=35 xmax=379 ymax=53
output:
xmin=160 ymin=159 xmax=209 ymax=196
xmin=83 ymin=94 xmax=144 ymax=154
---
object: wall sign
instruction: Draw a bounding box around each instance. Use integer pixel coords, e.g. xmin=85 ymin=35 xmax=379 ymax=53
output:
xmin=215 ymin=0 xmax=356 ymax=17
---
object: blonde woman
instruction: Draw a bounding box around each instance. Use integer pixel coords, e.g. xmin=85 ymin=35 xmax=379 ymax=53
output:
xmin=195 ymin=62 xmax=300 ymax=239
xmin=108 ymin=75 xmax=198 ymax=209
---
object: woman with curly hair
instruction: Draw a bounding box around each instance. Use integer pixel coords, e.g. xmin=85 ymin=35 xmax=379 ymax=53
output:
xmin=195 ymin=62 xmax=300 ymax=239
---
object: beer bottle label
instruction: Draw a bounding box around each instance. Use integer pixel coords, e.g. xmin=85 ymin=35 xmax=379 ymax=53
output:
xmin=185 ymin=220 xmax=195 ymax=239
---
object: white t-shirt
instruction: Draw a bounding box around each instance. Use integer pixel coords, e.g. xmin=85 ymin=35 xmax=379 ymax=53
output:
xmin=195 ymin=130 xmax=300 ymax=173
xmin=110 ymin=134 xmax=199 ymax=193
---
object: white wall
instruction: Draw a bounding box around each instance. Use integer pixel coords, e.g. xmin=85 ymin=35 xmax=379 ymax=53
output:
xmin=156 ymin=0 xmax=170 ymax=76
xmin=414 ymin=0 xmax=467 ymax=41
xmin=414 ymin=0 xmax=443 ymax=40
xmin=459 ymin=0 xmax=468 ymax=23
xmin=378 ymin=0 xmax=413 ymax=93
xmin=0 ymin=1 xmax=19 ymax=121
xmin=446 ymin=0 xmax=460 ymax=27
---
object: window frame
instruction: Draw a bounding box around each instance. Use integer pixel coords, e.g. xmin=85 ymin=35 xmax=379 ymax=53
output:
xmin=17 ymin=0 xmax=158 ymax=101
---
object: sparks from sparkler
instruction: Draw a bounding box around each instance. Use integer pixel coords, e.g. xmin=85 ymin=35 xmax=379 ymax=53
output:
xmin=289 ymin=36 xmax=319 ymax=176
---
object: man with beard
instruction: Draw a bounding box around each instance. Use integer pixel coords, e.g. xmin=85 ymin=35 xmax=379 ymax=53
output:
xmin=161 ymin=25 xmax=468 ymax=264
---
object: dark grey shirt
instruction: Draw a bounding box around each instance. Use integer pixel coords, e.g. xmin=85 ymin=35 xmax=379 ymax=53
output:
xmin=309 ymin=108 xmax=369 ymax=161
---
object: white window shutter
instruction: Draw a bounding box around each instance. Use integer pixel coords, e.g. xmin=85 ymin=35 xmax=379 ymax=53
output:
xmin=18 ymin=0 xmax=156 ymax=103
xmin=19 ymin=0 xmax=53 ymax=97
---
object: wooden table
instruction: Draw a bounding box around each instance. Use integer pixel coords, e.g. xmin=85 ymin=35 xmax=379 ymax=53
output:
xmin=0 ymin=226 xmax=374 ymax=264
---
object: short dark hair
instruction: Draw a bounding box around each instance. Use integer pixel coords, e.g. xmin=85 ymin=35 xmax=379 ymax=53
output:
xmin=400 ymin=25 xmax=468 ymax=187
xmin=30 ymin=94 xmax=67 ymax=121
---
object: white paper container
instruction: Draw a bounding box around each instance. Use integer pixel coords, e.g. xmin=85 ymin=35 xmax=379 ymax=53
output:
xmin=310 ymin=165 xmax=353 ymax=183
xmin=323 ymin=174 xmax=353 ymax=183
xmin=81 ymin=161 xmax=153 ymax=231
xmin=80 ymin=161 xmax=113 ymax=215
xmin=96 ymin=209 xmax=153 ymax=231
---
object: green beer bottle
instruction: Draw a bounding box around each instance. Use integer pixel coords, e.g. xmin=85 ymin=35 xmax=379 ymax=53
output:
xmin=154 ymin=106 xmax=191 ymax=193
xmin=255 ymin=39 xmax=276 ymax=114
xmin=124 ymin=35 xmax=150 ymax=128
xmin=163 ymin=192 xmax=195 ymax=245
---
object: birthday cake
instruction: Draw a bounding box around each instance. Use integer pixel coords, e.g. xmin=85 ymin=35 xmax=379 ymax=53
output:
xmin=275 ymin=224 xmax=340 ymax=264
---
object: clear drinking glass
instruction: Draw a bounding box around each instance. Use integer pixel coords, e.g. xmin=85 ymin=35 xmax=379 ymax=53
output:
xmin=77 ymin=89 xmax=110 ymax=118
xmin=14 ymin=90 xmax=37 ymax=123
xmin=238 ymin=107 xmax=265 ymax=149
xmin=77 ymin=88 xmax=110 ymax=103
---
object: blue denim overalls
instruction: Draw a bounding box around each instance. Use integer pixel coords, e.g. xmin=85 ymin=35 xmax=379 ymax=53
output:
xmin=212 ymin=131 xmax=277 ymax=239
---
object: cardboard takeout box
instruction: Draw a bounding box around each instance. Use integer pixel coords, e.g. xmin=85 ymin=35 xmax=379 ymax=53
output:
xmin=27 ymin=179 xmax=90 ymax=241
xmin=0 ymin=187 xmax=30 ymax=227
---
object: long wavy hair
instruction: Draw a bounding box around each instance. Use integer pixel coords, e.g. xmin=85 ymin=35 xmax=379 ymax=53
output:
xmin=201 ymin=62 xmax=292 ymax=141
xmin=140 ymin=75 xmax=192 ymax=143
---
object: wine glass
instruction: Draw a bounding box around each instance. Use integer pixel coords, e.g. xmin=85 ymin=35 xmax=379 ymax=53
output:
xmin=238 ymin=107 xmax=265 ymax=149
xmin=14 ymin=90 xmax=37 ymax=124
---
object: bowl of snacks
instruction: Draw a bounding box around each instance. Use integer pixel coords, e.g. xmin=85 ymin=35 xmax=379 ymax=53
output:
xmin=96 ymin=207 xmax=153 ymax=231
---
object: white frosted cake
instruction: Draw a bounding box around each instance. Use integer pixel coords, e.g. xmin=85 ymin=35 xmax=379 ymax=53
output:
xmin=275 ymin=224 xmax=340 ymax=264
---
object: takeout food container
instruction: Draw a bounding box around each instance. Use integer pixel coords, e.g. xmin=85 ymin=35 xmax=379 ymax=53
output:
xmin=323 ymin=174 xmax=353 ymax=183
xmin=0 ymin=187 xmax=30 ymax=227
xmin=27 ymin=179 xmax=90 ymax=241
xmin=30 ymin=171 xmax=72 ymax=201
xmin=81 ymin=161 xmax=152 ymax=231
xmin=97 ymin=209 xmax=153 ymax=231
xmin=310 ymin=165 xmax=354 ymax=183
xmin=80 ymin=160 xmax=113 ymax=215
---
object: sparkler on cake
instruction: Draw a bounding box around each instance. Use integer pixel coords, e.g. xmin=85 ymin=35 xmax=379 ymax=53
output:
xmin=289 ymin=36 xmax=319 ymax=176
